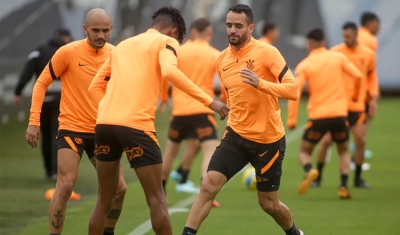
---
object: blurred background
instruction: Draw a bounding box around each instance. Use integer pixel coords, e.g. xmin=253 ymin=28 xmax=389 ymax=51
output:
xmin=0 ymin=1 xmax=399 ymax=235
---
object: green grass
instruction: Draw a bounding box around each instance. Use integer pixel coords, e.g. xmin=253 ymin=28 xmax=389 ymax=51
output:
xmin=1 ymin=98 xmax=400 ymax=235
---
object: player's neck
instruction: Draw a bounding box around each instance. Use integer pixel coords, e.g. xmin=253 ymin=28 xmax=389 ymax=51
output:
xmin=231 ymin=37 xmax=252 ymax=51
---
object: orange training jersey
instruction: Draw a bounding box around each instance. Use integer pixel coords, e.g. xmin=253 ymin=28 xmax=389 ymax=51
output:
xmin=164 ymin=39 xmax=220 ymax=116
xmin=216 ymin=38 xmax=298 ymax=144
xmin=358 ymin=27 xmax=378 ymax=52
xmin=287 ymin=47 xmax=362 ymax=127
xmin=89 ymin=28 xmax=213 ymax=132
xmin=330 ymin=43 xmax=378 ymax=112
xmin=29 ymin=39 xmax=114 ymax=133
xmin=259 ymin=36 xmax=272 ymax=45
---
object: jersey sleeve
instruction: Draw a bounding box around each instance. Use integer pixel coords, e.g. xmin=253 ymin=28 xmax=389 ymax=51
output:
xmin=88 ymin=54 xmax=112 ymax=105
xmin=258 ymin=47 xmax=298 ymax=100
xmin=29 ymin=46 xmax=69 ymax=126
xmin=287 ymin=63 xmax=307 ymax=128
xmin=159 ymin=38 xmax=213 ymax=107
xmin=15 ymin=50 xmax=40 ymax=95
xmin=341 ymin=55 xmax=362 ymax=101
xmin=366 ymin=52 xmax=379 ymax=97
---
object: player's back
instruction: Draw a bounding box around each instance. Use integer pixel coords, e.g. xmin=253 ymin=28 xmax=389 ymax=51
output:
xmin=96 ymin=29 xmax=174 ymax=131
xmin=171 ymin=40 xmax=220 ymax=116
xmin=299 ymin=48 xmax=348 ymax=119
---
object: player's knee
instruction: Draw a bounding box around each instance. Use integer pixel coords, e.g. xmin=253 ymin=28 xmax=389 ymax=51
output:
xmin=56 ymin=181 xmax=74 ymax=200
xmin=258 ymin=197 xmax=279 ymax=215
xmin=199 ymin=176 xmax=220 ymax=197
xmin=115 ymin=181 xmax=127 ymax=201
xmin=354 ymin=135 xmax=366 ymax=147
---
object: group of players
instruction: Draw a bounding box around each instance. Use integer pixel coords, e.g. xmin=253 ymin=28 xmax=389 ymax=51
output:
xmin=19 ymin=2 xmax=380 ymax=235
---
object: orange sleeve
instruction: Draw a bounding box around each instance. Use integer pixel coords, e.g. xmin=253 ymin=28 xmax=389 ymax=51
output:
xmin=367 ymin=52 xmax=379 ymax=97
xmin=29 ymin=47 xmax=69 ymax=126
xmin=159 ymin=39 xmax=213 ymax=107
xmin=88 ymin=55 xmax=111 ymax=105
xmin=341 ymin=55 xmax=362 ymax=101
xmin=258 ymin=47 xmax=298 ymax=100
xmin=161 ymin=78 xmax=170 ymax=102
xmin=287 ymin=63 xmax=306 ymax=127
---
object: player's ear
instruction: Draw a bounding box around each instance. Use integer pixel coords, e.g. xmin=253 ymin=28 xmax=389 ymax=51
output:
xmin=169 ymin=27 xmax=179 ymax=40
xmin=83 ymin=24 xmax=88 ymax=36
xmin=248 ymin=23 xmax=255 ymax=34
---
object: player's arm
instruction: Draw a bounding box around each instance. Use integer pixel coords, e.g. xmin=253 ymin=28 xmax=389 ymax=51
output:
xmin=15 ymin=50 xmax=40 ymax=97
xmin=215 ymin=69 xmax=229 ymax=105
xmin=88 ymin=55 xmax=112 ymax=105
xmin=286 ymin=65 xmax=306 ymax=129
xmin=159 ymin=40 xmax=229 ymax=119
xmin=366 ymin=52 xmax=379 ymax=116
xmin=341 ymin=56 xmax=362 ymax=101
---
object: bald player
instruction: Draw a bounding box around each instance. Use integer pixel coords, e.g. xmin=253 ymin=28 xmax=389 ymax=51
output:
xmin=25 ymin=9 xmax=127 ymax=235
xmin=160 ymin=18 xmax=222 ymax=207
xmin=259 ymin=21 xmax=280 ymax=45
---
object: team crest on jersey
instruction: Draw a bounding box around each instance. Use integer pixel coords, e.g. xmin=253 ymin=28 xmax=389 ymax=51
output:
xmin=246 ymin=59 xmax=255 ymax=70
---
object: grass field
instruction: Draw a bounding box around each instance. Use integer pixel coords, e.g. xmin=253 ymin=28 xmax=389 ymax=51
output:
xmin=1 ymin=98 xmax=400 ymax=235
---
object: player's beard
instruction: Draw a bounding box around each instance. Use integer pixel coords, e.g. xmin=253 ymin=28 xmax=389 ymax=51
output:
xmin=228 ymin=30 xmax=248 ymax=46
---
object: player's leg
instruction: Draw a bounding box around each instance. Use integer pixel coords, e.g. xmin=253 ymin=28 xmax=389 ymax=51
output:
xmin=331 ymin=117 xmax=352 ymax=199
xmin=49 ymin=105 xmax=60 ymax=179
xmin=40 ymin=101 xmax=54 ymax=180
xmin=314 ymin=132 xmax=333 ymax=186
xmin=182 ymin=128 xmax=248 ymax=234
xmin=298 ymin=120 xmax=325 ymax=195
xmin=49 ymin=134 xmax=84 ymax=234
xmin=89 ymin=125 xmax=124 ymax=235
xmin=86 ymin=139 xmax=128 ymax=235
xmin=350 ymin=113 xmax=369 ymax=188
xmin=175 ymin=138 xmax=201 ymax=191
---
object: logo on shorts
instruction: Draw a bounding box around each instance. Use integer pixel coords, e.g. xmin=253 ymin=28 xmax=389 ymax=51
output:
xmin=256 ymin=176 xmax=269 ymax=182
xmin=125 ymin=146 xmax=144 ymax=161
xmin=221 ymin=129 xmax=229 ymax=140
xmin=259 ymin=150 xmax=268 ymax=157
xmin=246 ymin=59 xmax=255 ymax=70
xmin=197 ymin=127 xmax=213 ymax=139
xmin=74 ymin=137 xmax=83 ymax=145
xmin=168 ymin=128 xmax=179 ymax=139
xmin=95 ymin=144 xmax=110 ymax=155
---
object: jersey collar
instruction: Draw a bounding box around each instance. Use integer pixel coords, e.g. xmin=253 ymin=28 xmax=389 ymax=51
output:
xmin=229 ymin=37 xmax=256 ymax=57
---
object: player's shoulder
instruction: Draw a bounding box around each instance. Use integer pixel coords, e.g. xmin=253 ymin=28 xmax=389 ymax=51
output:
xmin=104 ymin=43 xmax=115 ymax=51
xmin=359 ymin=44 xmax=375 ymax=56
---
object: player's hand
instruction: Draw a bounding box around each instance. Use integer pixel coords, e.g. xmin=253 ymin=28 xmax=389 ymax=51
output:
xmin=209 ymin=99 xmax=230 ymax=120
xmin=25 ymin=125 xmax=40 ymax=148
xmin=368 ymin=98 xmax=377 ymax=117
xmin=240 ymin=68 xmax=260 ymax=88
xmin=159 ymin=100 xmax=169 ymax=113
xmin=14 ymin=95 xmax=23 ymax=105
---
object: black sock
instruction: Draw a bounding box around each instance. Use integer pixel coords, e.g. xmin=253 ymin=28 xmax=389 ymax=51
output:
xmin=182 ymin=226 xmax=197 ymax=235
xmin=180 ymin=169 xmax=189 ymax=184
xmin=284 ymin=223 xmax=300 ymax=235
xmin=340 ymin=174 xmax=348 ymax=187
xmin=104 ymin=227 xmax=114 ymax=235
xmin=176 ymin=164 xmax=183 ymax=174
xmin=303 ymin=163 xmax=312 ymax=173
xmin=316 ymin=162 xmax=325 ymax=181
xmin=355 ymin=164 xmax=362 ymax=182
xmin=162 ymin=180 xmax=167 ymax=193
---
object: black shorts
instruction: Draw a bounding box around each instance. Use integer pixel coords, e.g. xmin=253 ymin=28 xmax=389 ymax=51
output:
xmin=302 ymin=117 xmax=349 ymax=144
xmin=57 ymin=130 xmax=96 ymax=161
xmin=207 ymin=126 xmax=285 ymax=192
xmin=168 ymin=113 xmax=218 ymax=143
xmin=348 ymin=112 xmax=367 ymax=127
xmin=95 ymin=124 xmax=162 ymax=168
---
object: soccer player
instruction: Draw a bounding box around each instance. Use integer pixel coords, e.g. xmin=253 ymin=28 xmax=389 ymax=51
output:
xmin=182 ymin=4 xmax=304 ymax=235
xmin=25 ymin=9 xmax=127 ymax=235
xmin=314 ymin=22 xmax=378 ymax=188
xmin=160 ymin=18 xmax=222 ymax=208
xmin=14 ymin=28 xmax=72 ymax=181
xmin=259 ymin=21 xmax=280 ymax=45
xmin=87 ymin=7 xmax=229 ymax=235
xmin=287 ymin=28 xmax=363 ymax=199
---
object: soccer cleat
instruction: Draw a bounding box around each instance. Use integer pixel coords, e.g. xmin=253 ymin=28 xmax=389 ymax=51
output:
xmin=354 ymin=179 xmax=370 ymax=188
xmin=44 ymin=188 xmax=81 ymax=200
xmin=212 ymin=200 xmax=220 ymax=208
xmin=176 ymin=182 xmax=199 ymax=194
xmin=298 ymin=169 xmax=319 ymax=195
xmin=298 ymin=229 xmax=305 ymax=235
xmin=169 ymin=170 xmax=182 ymax=182
xmin=338 ymin=186 xmax=352 ymax=199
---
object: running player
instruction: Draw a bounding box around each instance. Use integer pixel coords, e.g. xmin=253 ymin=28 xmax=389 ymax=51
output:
xmin=182 ymin=4 xmax=304 ymax=235
xmin=287 ymin=28 xmax=362 ymax=199
xmin=87 ymin=7 xmax=229 ymax=235
xmin=314 ymin=22 xmax=377 ymax=188
xmin=259 ymin=21 xmax=280 ymax=45
xmin=25 ymin=9 xmax=127 ymax=235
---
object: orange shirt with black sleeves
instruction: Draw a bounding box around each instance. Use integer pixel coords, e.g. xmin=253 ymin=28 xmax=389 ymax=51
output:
xmin=287 ymin=47 xmax=363 ymax=127
xmin=330 ymin=43 xmax=378 ymax=112
xmin=216 ymin=38 xmax=298 ymax=144
xmin=29 ymin=39 xmax=114 ymax=133
xmin=89 ymin=29 xmax=213 ymax=132
xmin=161 ymin=39 xmax=221 ymax=116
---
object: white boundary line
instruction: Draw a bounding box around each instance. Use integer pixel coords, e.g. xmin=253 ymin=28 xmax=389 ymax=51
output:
xmin=127 ymin=126 xmax=304 ymax=235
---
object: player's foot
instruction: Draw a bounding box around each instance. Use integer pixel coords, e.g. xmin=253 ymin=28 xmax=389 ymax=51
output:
xmin=298 ymin=169 xmax=319 ymax=195
xmin=310 ymin=180 xmax=320 ymax=188
xmin=44 ymin=188 xmax=81 ymax=200
xmin=298 ymin=229 xmax=305 ymax=235
xmin=338 ymin=186 xmax=351 ymax=199
xmin=176 ymin=182 xmax=199 ymax=194
xmin=169 ymin=170 xmax=182 ymax=182
xmin=212 ymin=200 xmax=220 ymax=208
xmin=350 ymin=162 xmax=371 ymax=171
xmin=354 ymin=179 xmax=370 ymax=188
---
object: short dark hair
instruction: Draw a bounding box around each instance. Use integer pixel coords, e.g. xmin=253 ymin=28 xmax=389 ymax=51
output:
xmin=190 ymin=18 xmax=211 ymax=33
xmin=151 ymin=7 xmax=187 ymax=43
xmin=342 ymin=22 xmax=358 ymax=32
xmin=306 ymin=28 xmax=324 ymax=41
xmin=361 ymin=12 xmax=379 ymax=26
xmin=228 ymin=4 xmax=253 ymax=24
xmin=262 ymin=22 xmax=277 ymax=35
